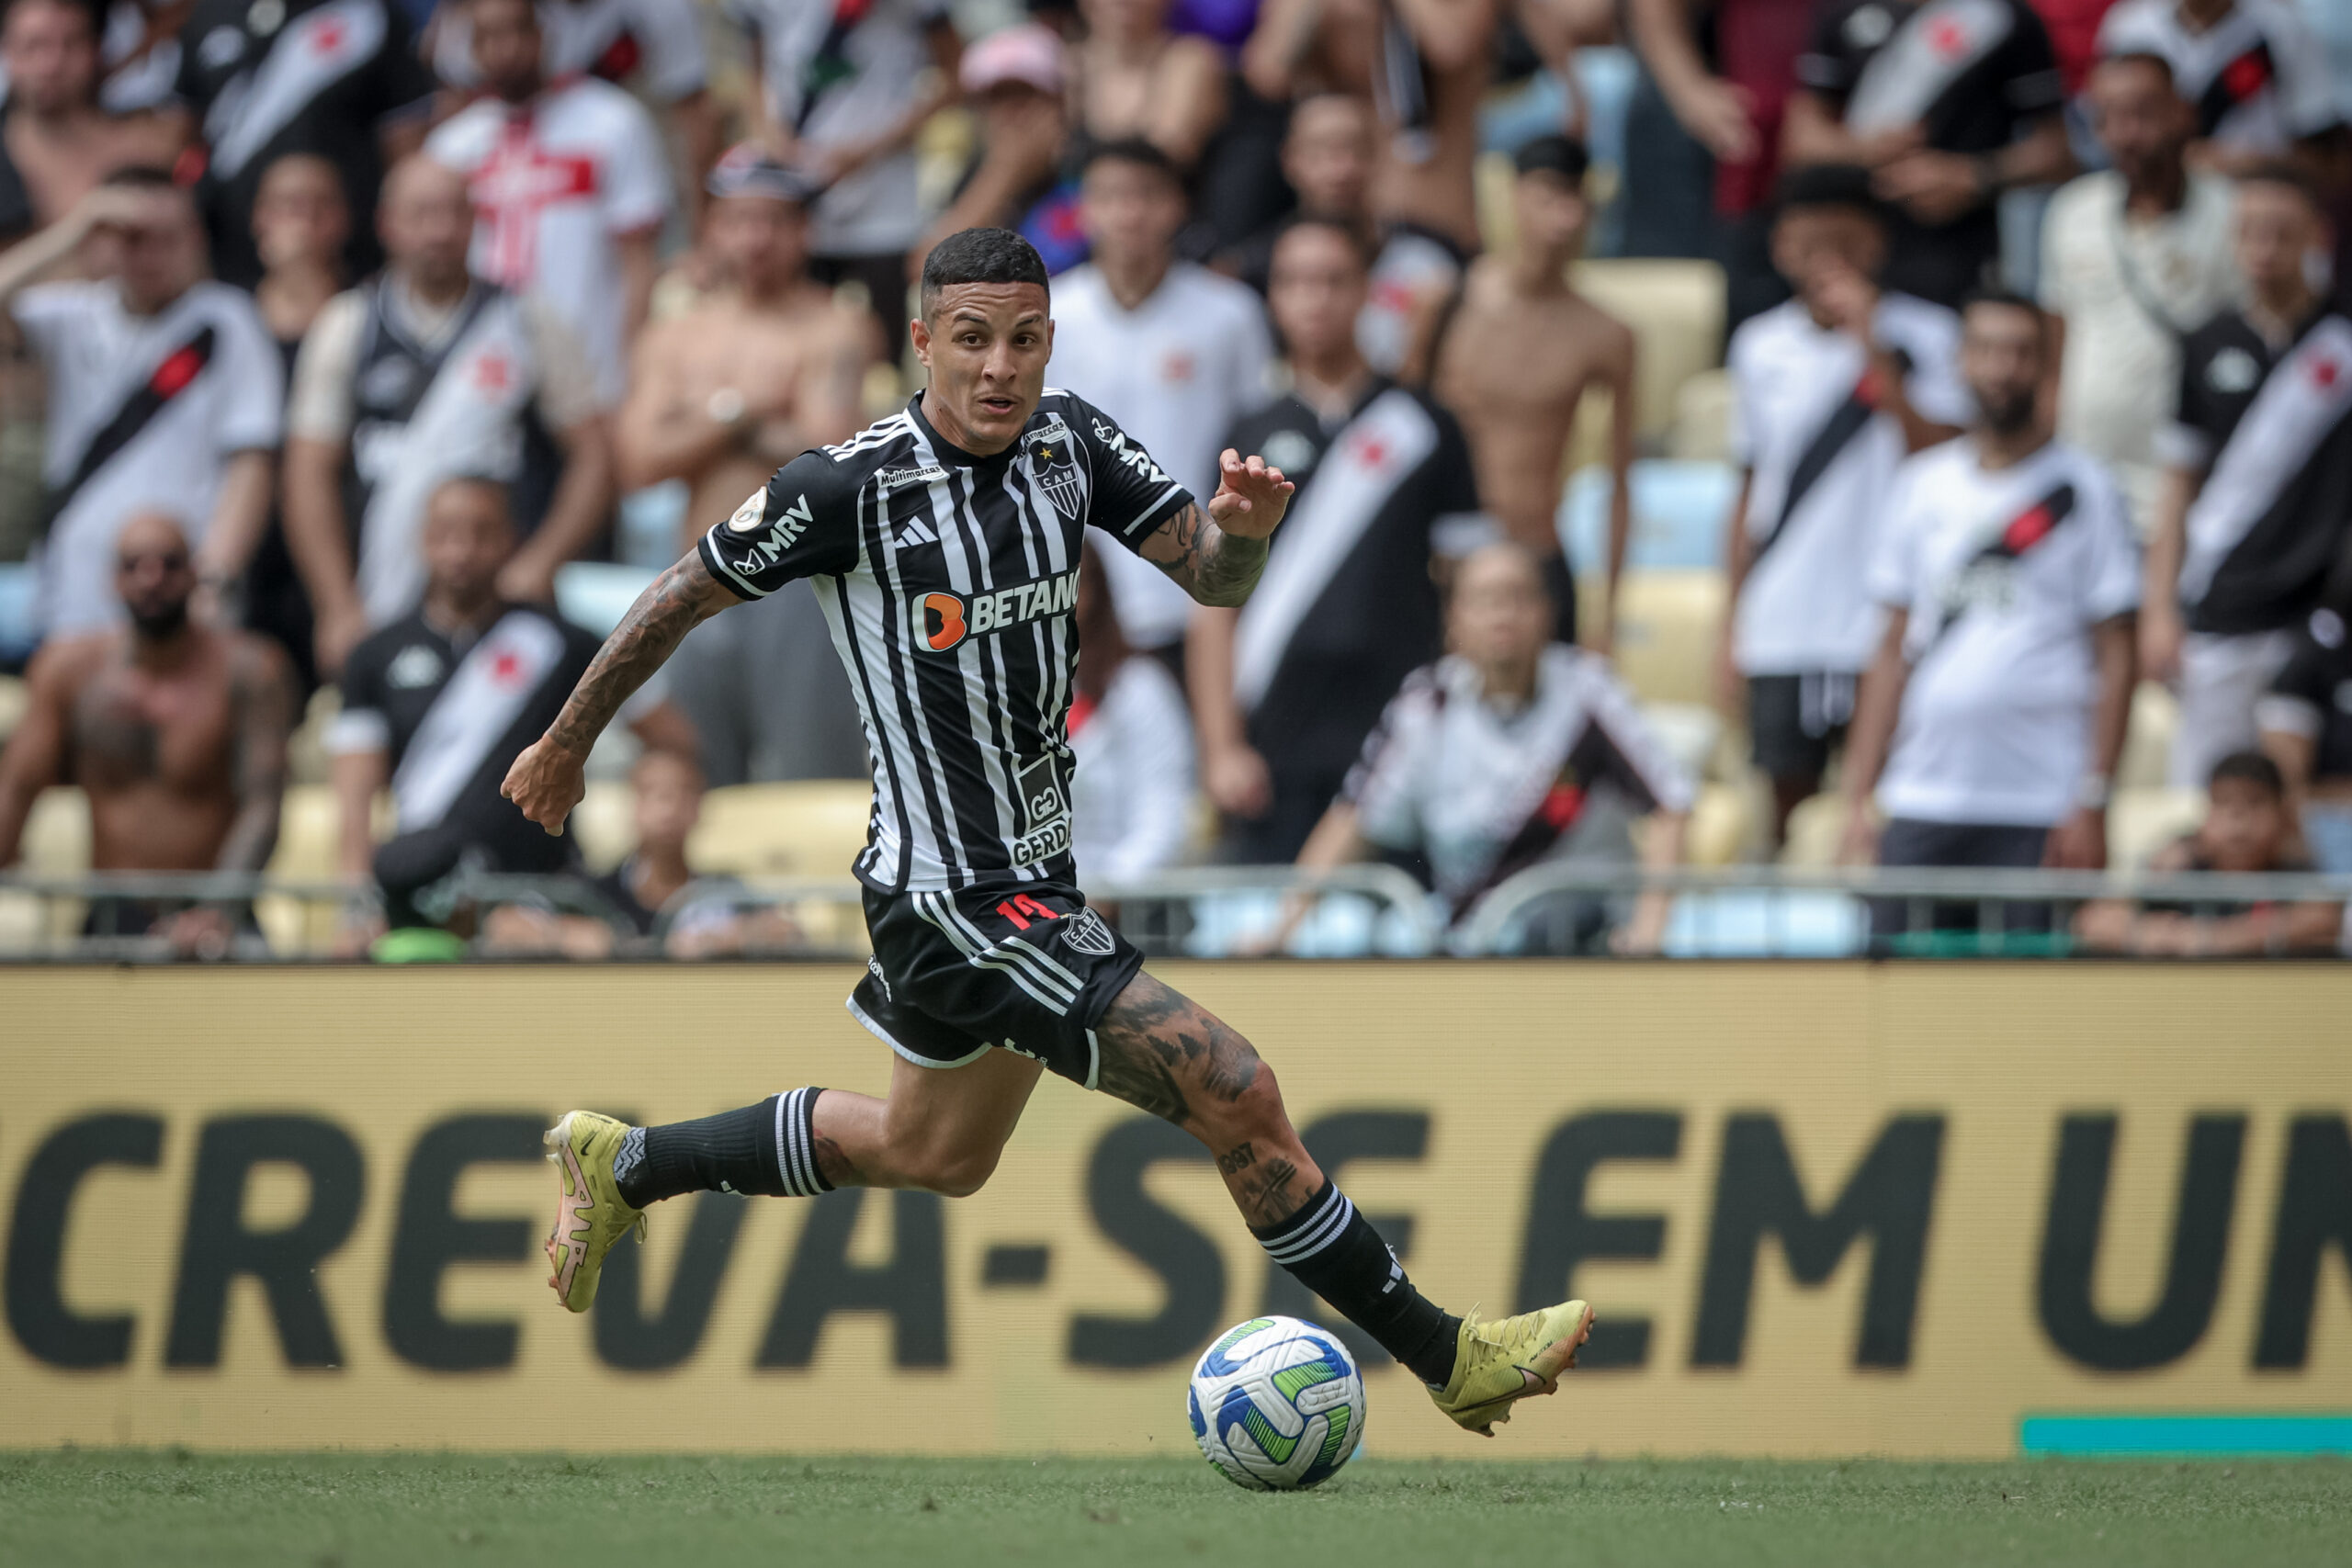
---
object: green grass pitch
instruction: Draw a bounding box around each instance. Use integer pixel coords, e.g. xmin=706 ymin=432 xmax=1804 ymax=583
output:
xmin=3 ymin=1451 xmax=2346 ymax=1566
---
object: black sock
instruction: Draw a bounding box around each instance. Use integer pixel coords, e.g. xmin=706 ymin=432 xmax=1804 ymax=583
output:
xmin=1250 ymin=1182 xmax=1461 ymax=1385
xmin=613 ymin=1089 xmax=833 ymax=1207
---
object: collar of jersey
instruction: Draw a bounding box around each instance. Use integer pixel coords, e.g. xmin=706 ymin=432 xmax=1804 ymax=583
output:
xmin=907 ymin=394 xmax=1018 ymax=468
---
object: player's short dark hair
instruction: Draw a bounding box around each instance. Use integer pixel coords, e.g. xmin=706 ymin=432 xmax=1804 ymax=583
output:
xmin=1270 ymin=212 xmax=1374 ymax=273
xmin=1772 ymin=163 xmax=1885 ymax=225
xmin=2236 ymin=158 xmax=2326 ymax=214
xmin=1080 ymin=136 xmax=1182 ymax=188
xmin=2092 ymin=49 xmax=2177 ymax=89
xmin=1961 ymin=286 xmax=2049 ymax=341
xmin=1513 ymin=134 xmax=1589 ymax=186
xmin=920 ymin=228 xmax=1051 ymax=319
xmin=2210 ymin=750 xmax=2286 ymax=799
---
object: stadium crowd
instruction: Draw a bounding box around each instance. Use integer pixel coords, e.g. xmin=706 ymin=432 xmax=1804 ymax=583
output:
xmin=0 ymin=0 xmax=2347 ymax=958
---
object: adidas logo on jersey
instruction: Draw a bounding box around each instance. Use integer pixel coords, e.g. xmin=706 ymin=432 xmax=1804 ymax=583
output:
xmin=919 ymin=567 xmax=1080 ymax=651
xmin=893 ymin=517 xmax=939 ymax=550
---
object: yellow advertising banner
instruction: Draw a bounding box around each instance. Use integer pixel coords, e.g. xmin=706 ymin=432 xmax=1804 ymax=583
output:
xmin=4 ymin=963 xmax=2349 ymax=1458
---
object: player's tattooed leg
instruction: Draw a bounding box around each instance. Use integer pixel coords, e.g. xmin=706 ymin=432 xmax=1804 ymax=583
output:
xmin=1094 ymin=971 xmax=1262 ymax=1128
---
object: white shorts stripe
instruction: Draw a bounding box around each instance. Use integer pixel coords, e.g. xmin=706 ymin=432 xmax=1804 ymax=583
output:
xmin=937 ymin=895 xmax=1085 ymax=997
xmin=914 ymin=893 xmax=1077 ymax=1015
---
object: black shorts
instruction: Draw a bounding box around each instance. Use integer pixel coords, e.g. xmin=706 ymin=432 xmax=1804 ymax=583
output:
xmin=1748 ymin=671 xmax=1858 ymax=780
xmin=848 ymin=881 xmax=1148 ymax=1089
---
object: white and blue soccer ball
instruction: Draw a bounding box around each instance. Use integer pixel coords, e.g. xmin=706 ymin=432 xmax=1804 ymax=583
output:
xmin=1187 ymin=1315 xmax=1367 ymax=1491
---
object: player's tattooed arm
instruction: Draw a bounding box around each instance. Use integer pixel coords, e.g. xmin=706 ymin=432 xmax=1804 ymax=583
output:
xmin=547 ymin=549 xmax=736 ymax=756
xmin=1140 ymin=502 xmax=1272 ymax=608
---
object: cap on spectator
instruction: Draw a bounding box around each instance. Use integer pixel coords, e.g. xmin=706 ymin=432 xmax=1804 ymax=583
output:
xmin=1772 ymin=163 xmax=1886 ymax=221
xmin=1513 ymin=134 xmax=1589 ymax=186
xmin=959 ymin=23 xmax=1067 ymax=96
xmin=706 ymin=142 xmax=820 ymax=204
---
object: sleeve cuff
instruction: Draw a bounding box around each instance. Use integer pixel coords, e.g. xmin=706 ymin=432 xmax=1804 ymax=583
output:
xmin=324 ymin=709 xmax=390 ymax=756
xmin=1120 ymin=483 xmax=1193 ymax=542
xmin=696 ymin=532 xmax=765 ymax=599
xmin=2256 ymin=694 xmax=2324 ymax=739
xmin=2154 ymin=423 xmax=2211 ymax=471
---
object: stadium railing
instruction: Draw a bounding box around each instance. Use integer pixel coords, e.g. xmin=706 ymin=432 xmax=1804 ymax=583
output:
xmin=3 ymin=863 xmax=2346 ymax=961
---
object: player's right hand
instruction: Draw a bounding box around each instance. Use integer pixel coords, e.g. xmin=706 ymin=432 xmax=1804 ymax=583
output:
xmin=501 ymin=734 xmax=587 ymax=836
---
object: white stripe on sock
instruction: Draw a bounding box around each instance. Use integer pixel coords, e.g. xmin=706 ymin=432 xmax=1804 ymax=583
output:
xmin=1260 ymin=1190 xmax=1355 ymax=1265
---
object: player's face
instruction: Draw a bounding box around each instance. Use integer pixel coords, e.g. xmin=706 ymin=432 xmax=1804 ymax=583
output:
xmin=2088 ymin=58 xmax=2188 ymax=185
xmin=1960 ymin=302 xmax=2046 ymax=435
xmin=2234 ymin=182 xmax=2323 ymax=299
xmin=1 ymin=0 xmax=96 ymax=116
xmin=1080 ymin=159 xmax=1184 ymax=270
xmin=1512 ymin=170 xmax=1589 ymax=261
xmin=911 ymin=282 xmax=1053 ymax=455
xmin=1267 ymin=225 xmax=1368 ymax=364
xmin=709 ymin=196 xmax=809 ymax=292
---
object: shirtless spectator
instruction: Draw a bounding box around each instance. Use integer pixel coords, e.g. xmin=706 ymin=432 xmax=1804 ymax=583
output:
xmin=919 ymin=24 xmax=1080 ymax=274
xmin=0 ymin=169 xmax=280 ymax=637
xmin=283 ymin=155 xmax=611 ymax=678
xmin=0 ymin=0 xmax=180 ymax=235
xmin=1243 ymin=0 xmax=1497 ymax=257
xmin=425 ymin=0 xmax=673 ymax=404
xmin=1432 ymin=136 xmax=1633 ymax=649
xmin=1069 ymin=0 xmax=1226 ymax=174
xmin=1784 ymin=0 xmax=2074 ymax=307
xmin=1214 ymin=94 xmax=1462 ymax=376
xmin=616 ymin=145 xmax=872 ymax=785
xmin=0 ymin=512 xmax=295 ymax=954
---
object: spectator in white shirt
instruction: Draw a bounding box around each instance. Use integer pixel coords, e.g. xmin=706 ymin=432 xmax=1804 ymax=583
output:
xmin=1069 ymin=539 xmax=1194 ymax=884
xmin=2096 ymin=0 xmax=2347 ymax=172
xmin=0 ymin=169 xmax=281 ymax=637
xmin=1046 ymin=137 xmax=1273 ymax=656
xmin=1839 ymin=291 xmax=2142 ymax=936
xmin=424 ymin=0 xmax=672 ymax=404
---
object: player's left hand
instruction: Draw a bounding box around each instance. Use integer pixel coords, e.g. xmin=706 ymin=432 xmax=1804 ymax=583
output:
xmin=1206 ymin=448 xmax=1295 ymax=540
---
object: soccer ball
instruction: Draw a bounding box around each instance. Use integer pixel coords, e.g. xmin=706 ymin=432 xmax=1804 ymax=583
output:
xmin=1187 ymin=1315 xmax=1367 ymax=1491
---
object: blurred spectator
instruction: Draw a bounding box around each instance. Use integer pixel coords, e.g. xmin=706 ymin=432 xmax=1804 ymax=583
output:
xmin=1719 ymin=164 xmax=1968 ymax=849
xmin=0 ymin=169 xmax=280 ymax=637
xmin=0 ymin=0 xmax=197 ymax=118
xmin=2075 ymin=749 xmax=2340 ymax=953
xmin=327 ymin=476 xmax=684 ymax=948
xmin=1070 ymin=0 xmax=1226 ymax=173
xmin=434 ymin=0 xmax=718 ymax=226
xmin=1839 ymin=291 xmax=2139 ymax=936
xmin=1047 ymin=137 xmax=1272 ymax=657
xmin=1784 ymin=0 xmax=2074 ymax=307
xmin=0 ymin=0 xmax=182 ymax=234
xmin=729 ymin=0 xmax=956 ymax=339
xmin=2035 ymin=0 xmax=2125 ymax=95
xmin=1071 ymin=539 xmax=1193 ymax=881
xmin=1191 ymin=215 xmax=1479 ymax=863
xmin=0 ymin=511 xmax=294 ymax=954
xmin=2039 ymin=50 xmax=2240 ymax=535
xmin=2257 ymin=597 xmax=2352 ymax=873
xmin=923 ymin=23 xmax=1079 ymax=272
xmin=283 ymin=155 xmax=610 ymax=682
xmin=2096 ymin=0 xmax=2346 ymax=170
xmin=242 ymin=151 xmax=350 ymax=693
xmin=479 ymin=746 xmax=804 ymax=957
xmin=1430 ymin=136 xmax=1632 ymax=649
xmin=2145 ymin=163 xmax=2346 ymax=786
xmin=170 ymin=0 xmax=435 ymax=289
xmin=1262 ymin=540 xmax=1694 ymax=954
xmin=618 ymin=146 xmax=871 ymax=786
xmin=1627 ymin=0 xmax=1818 ymax=327
xmin=1213 ymin=93 xmax=1464 ymax=377
xmin=1242 ymin=0 xmax=1497 ymax=257
xmin=425 ymin=0 xmax=671 ymax=404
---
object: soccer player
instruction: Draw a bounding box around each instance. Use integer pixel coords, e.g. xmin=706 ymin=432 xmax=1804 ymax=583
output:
xmin=502 ymin=227 xmax=1595 ymax=1437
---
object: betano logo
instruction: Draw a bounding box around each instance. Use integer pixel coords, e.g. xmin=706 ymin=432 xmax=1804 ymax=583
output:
xmin=920 ymin=569 xmax=1080 ymax=652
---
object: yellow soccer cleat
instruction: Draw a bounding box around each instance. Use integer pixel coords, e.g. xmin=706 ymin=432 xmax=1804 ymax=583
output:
xmin=541 ymin=1111 xmax=646 ymax=1314
xmin=1426 ymin=1300 xmax=1595 ymax=1436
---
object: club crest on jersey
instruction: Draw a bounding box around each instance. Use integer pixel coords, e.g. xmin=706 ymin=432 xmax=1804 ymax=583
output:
xmin=918 ymin=568 xmax=1080 ymax=652
xmin=1025 ymin=434 xmax=1084 ymax=519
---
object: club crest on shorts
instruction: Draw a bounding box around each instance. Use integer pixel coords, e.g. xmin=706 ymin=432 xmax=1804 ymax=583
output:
xmin=1026 ymin=434 xmax=1084 ymax=520
xmin=1063 ymin=908 xmax=1117 ymax=956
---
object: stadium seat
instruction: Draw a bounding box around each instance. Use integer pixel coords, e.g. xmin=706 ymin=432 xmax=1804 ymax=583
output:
xmin=1669 ymin=368 xmax=1735 ymax=463
xmin=1685 ymin=781 xmax=1754 ymax=867
xmin=1781 ymin=792 xmax=1868 ymax=869
xmin=571 ymin=781 xmax=637 ymax=872
xmin=2118 ymin=682 xmax=2179 ymax=792
xmin=556 ymin=562 xmax=660 ymax=638
xmin=1569 ymin=259 xmax=1726 ymax=438
xmin=2110 ymin=787 xmax=2206 ymax=870
xmin=1559 ymin=459 xmax=1737 ymax=575
xmin=0 ymin=562 xmax=34 ymax=667
xmin=1593 ymin=570 xmax=1724 ymax=707
xmin=686 ymin=781 xmax=873 ymax=880
xmin=0 ymin=672 xmax=24 ymax=748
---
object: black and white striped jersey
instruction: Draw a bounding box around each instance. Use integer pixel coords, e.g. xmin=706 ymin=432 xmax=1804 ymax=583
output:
xmin=697 ymin=391 xmax=1193 ymax=893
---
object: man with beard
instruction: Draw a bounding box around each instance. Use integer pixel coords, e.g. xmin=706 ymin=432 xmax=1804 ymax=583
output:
xmin=1838 ymin=291 xmax=2140 ymax=940
xmin=0 ymin=510 xmax=296 ymax=953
